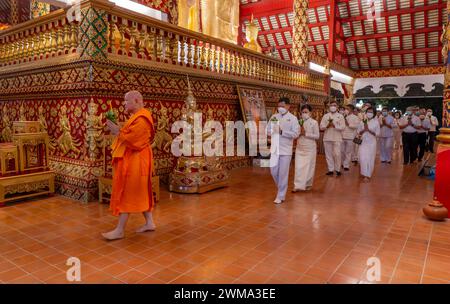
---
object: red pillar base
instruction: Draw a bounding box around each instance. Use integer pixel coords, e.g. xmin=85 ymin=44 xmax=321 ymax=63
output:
xmin=434 ymin=130 xmax=450 ymax=218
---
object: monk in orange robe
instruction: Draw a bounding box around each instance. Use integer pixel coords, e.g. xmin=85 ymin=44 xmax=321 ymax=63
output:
xmin=103 ymin=91 xmax=156 ymax=240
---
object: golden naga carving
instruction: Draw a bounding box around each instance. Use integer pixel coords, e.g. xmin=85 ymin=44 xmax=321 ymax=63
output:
xmin=85 ymin=102 xmax=104 ymax=160
xmin=38 ymin=105 xmax=56 ymax=152
xmin=244 ymin=15 xmax=262 ymax=53
xmin=57 ymin=105 xmax=80 ymax=157
xmin=151 ymin=102 xmax=173 ymax=153
xmin=441 ymin=23 xmax=450 ymax=63
xmin=2 ymin=105 xmax=12 ymax=142
xmin=201 ymin=0 xmax=240 ymax=44
xmin=178 ymin=0 xmax=200 ymax=32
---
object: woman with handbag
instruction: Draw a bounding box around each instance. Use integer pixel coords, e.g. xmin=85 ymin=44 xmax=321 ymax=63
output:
xmin=357 ymin=106 xmax=381 ymax=183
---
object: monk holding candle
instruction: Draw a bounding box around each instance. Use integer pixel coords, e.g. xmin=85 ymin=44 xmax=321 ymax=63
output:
xmin=102 ymin=90 xmax=156 ymax=241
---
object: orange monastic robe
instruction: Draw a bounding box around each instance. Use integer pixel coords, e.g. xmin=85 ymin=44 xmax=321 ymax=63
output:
xmin=110 ymin=108 xmax=155 ymax=216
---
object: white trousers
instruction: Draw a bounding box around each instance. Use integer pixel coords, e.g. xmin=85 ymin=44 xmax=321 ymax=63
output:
xmin=341 ymin=139 xmax=354 ymax=169
xmin=294 ymin=143 xmax=317 ymax=190
xmin=323 ymin=141 xmax=342 ymax=172
xmin=379 ymin=137 xmax=394 ymax=162
xmin=352 ymin=143 xmax=359 ymax=161
xmin=270 ymin=155 xmax=292 ymax=201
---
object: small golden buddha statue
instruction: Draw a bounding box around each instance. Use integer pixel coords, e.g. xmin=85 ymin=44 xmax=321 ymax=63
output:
xmin=244 ymin=15 xmax=262 ymax=53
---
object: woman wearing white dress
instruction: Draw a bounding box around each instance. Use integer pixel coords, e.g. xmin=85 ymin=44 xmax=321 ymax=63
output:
xmin=292 ymin=104 xmax=320 ymax=192
xmin=393 ymin=111 xmax=402 ymax=149
xmin=357 ymin=106 xmax=380 ymax=183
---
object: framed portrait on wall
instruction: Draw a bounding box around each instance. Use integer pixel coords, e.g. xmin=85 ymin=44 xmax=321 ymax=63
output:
xmin=237 ymin=86 xmax=270 ymax=156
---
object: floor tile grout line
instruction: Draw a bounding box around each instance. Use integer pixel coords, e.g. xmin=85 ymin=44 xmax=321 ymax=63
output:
xmin=387 ymin=211 xmax=422 ymax=284
xmin=324 ymin=199 xmax=398 ymax=284
xmin=356 ymin=213 xmax=401 ymax=283
xmin=419 ymin=222 xmax=434 ymax=284
xmin=298 ymin=221 xmax=358 ymax=284
xmin=233 ymin=211 xmax=325 ymax=284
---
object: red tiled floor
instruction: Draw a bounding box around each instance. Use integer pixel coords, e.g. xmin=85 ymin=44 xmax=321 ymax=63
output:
xmin=0 ymin=153 xmax=448 ymax=284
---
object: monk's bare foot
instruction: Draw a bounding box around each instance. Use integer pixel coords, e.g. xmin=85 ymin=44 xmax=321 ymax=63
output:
xmin=102 ymin=229 xmax=124 ymax=241
xmin=136 ymin=224 xmax=156 ymax=233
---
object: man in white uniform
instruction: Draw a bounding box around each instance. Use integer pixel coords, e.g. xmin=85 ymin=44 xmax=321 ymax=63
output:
xmin=320 ymin=101 xmax=345 ymax=176
xmin=268 ymin=97 xmax=300 ymax=204
xmin=417 ymin=108 xmax=431 ymax=162
xmin=341 ymin=104 xmax=360 ymax=171
xmin=379 ymin=106 xmax=395 ymax=164
xmin=426 ymin=109 xmax=439 ymax=153
xmin=399 ymin=106 xmax=421 ymax=165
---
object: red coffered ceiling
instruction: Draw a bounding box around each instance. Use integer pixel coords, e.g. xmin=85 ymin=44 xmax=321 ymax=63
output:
xmin=239 ymin=0 xmax=446 ymax=71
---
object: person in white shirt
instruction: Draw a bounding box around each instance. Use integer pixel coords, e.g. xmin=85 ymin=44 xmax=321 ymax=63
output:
xmin=320 ymin=101 xmax=346 ymax=176
xmin=267 ymin=97 xmax=300 ymax=204
xmin=399 ymin=106 xmax=421 ymax=165
xmin=392 ymin=111 xmax=402 ymax=150
xmin=426 ymin=109 xmax=439 ymax=153
xmin=292 ymin=104 xmax=320 ymax=193
xmin=357 ymin=106 xmax=380 ymax=182
xmin=341 ymin=104 xmax=360 ymax=171
xmin=417 ymin=108 xmax=431 ymax=162
xmin=378 ymin=106 xmax=395 ymax=164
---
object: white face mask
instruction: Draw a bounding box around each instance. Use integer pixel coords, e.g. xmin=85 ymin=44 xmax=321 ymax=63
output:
xmin=278 ymin=107 xmax=287 ymax=115
xmin=366 ymin=113 xmax=374 ymax=119
xmin=302 ymin=113 xmax=310 ymax=120
xmin=329 ymin=106 xmax=337 ymax=113
xmin=427 ymin=112 xmax=432 ymax=116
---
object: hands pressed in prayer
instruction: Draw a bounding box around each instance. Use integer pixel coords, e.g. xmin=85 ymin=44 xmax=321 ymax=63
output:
xmin=106 ymin=120 xmax=120 ymax=136
xmin=272 ymin=123 xmax=280 ymax=134
xmin=300 ymin=126 xmax=306 ymax=136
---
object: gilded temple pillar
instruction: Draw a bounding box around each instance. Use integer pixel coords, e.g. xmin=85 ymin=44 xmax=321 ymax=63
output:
xmin=10 ymin=0 xmax=19 ymax=25
xmin=432 ymin=0 xmax=450 ymax=217
xmin=292 ymin=0 xmax=309 ymax=67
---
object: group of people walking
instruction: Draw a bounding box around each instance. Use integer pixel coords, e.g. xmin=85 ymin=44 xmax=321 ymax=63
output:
xmin=268 ymin=98 xmax=439 ymax=205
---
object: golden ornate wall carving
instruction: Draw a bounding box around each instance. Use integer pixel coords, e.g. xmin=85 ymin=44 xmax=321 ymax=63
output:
xmin=292 ymin=0 xmax=309 ymax=67
xmin=355 ymin=66 xmax=446 ymax=78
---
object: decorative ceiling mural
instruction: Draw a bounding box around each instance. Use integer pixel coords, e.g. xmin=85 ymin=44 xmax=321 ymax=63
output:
xmin=240 ymin=0 xmax=446 ymax=70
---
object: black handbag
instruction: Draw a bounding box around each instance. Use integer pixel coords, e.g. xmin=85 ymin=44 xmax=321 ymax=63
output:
xmin=353 ymin=136 xmax=362 ymax=145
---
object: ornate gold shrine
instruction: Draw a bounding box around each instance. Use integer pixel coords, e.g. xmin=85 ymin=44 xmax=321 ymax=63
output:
xmin=169 ymin=78 xmax=229 ymax=194
xmin=0 ymin=121 xmax=54 ymax=206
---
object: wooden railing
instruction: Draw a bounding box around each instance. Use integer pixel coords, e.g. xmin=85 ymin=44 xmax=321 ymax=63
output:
xmin=0 ymin=9 xmax=78 ymax=67
xmin=0 ymin=0 xmax=326 ymax=93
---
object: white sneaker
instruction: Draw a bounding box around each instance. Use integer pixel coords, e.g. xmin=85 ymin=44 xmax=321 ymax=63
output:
xmin=274 ymin=198 xmax=283 ymax=204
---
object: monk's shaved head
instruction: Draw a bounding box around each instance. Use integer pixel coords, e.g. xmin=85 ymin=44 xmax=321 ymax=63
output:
xmin=124 ymin=90 xmax=144 ymax=114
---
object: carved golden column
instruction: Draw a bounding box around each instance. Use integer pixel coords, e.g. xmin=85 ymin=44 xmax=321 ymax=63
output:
xmin=10 ymin=0 xmax=19 ymax=25
xmin=292 ymin=0 xmax=309 ymax=67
